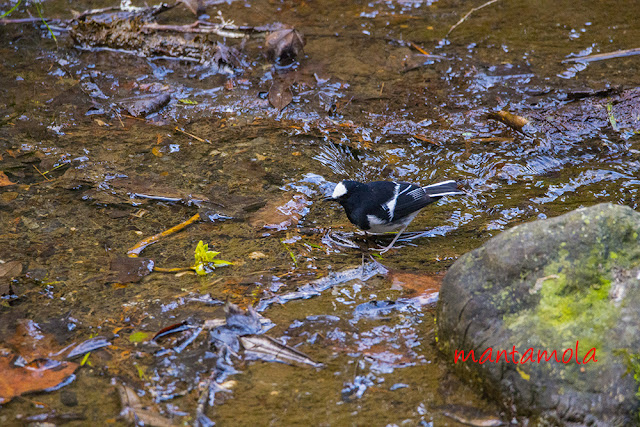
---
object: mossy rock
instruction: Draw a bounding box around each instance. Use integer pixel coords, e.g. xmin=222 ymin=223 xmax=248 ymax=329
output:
xmin=436 ymin=203 xmax=640 ymax=426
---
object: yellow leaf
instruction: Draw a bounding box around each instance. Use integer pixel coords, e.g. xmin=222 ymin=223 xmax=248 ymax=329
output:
xmin=516 ymin=367 xmax=530 ymax=381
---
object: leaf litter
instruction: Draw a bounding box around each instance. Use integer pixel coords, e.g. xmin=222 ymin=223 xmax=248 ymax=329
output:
xmin=0 ymin=320 xmax=82 ymax=404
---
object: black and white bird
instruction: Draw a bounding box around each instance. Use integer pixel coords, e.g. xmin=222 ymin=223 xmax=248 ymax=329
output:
xmin=326 ymin=180 xmax=464 ymax=253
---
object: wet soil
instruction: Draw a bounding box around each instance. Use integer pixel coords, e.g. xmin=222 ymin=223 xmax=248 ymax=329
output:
xmin=1 ymin=0 xmax=639 ymax=425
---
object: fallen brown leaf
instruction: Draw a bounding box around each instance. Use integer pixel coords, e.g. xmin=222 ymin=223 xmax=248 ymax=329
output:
xmin=0 ymin=261 xmax=22 ymax=279
xmin=388 ymin=271 xmax=443 ymax=296
xmin=268 ymin=80 xmax=293 ymax=111
xmin=0 ymin=171 xmax=16 ymax=187
xmin=0 ymin=352 xmax=79 ymax=404
xmin=118 ymin=384 xmax=176 ymax=426
xmin=249 ymin=193 xmax=309 ymax=231
xmin=6 ymin=320 xmax=61 ymax=360
xmin=108 ymin=256 xmax=155 ymax=284
xmin=265 ymin=28 xmax=305 ymax=64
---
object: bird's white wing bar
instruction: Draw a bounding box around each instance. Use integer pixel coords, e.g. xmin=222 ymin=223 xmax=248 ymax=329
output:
xmin=427 ymin=191 xmax=463 ymax=197
xmin=397 ymin=183 xmax=413 ymax=196
xmin=384 ymin=182 xmax=401 ymax=220
xmin=422 ymin=180 xmax=456 ymax=189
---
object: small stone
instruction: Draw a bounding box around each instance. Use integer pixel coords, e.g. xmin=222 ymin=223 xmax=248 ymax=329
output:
xmin=60 ymin=390 xmax=78 ymax=407
xmin=1 ymin=192 xmax=18 ymax=202
xmin=249 ymin=251 xmax=267 ymax=260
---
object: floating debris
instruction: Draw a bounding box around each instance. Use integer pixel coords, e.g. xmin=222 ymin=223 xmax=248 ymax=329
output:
xmin=256 ymin=261 xmax=388 ymax=311
xmin=240 ymin=335 xmax=323 ymax=368
xmin=66 ymin=336 xmax=111 ymax=359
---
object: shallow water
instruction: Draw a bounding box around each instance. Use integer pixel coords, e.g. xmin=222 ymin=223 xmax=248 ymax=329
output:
xmin=0 ymin=0 xmax=639 ymax=425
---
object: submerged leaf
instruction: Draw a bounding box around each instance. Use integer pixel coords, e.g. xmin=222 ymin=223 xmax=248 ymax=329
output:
xmin=0 ymin=352 xmax=78 ymax=404
xmin=240 ymin=335 xmax=323 ymax=368
xmin=265 ymin=28 xmax=306 ymax=64
xmin=109 ymin=256 xmax=154 ymax=284
xmin=268 ymin=80 xmax=293 ymax=111
xmin=126 ymin=93 xmax=171 ymax=118
xmin=249 ymin=193 xmax=310 ymax=230
xmin=118 ymin=384 xmax=175 ymax=427
xmin=66 ymin=336 xmax=111 ymax=359
xmin=0 ymin=261 xmax=22 ymax=279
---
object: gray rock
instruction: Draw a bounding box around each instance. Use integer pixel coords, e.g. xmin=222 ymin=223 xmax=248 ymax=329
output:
xmin=436 ymin=203 xmax=640 ymax=426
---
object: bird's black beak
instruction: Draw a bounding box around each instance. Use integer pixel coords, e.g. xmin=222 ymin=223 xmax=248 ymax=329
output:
xmin=323 ymin=195 xmax=335 ymax=202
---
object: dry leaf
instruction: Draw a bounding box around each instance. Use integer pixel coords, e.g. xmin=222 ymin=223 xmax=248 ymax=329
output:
xmin=0 ymin=171 xmax=16 ymax=187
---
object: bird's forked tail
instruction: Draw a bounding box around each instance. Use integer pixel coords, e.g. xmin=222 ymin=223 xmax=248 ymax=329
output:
xmin=422 ymin=180 xmax=464 ymax=197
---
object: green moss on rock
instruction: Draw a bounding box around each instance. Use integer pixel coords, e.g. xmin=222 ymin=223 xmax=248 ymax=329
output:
xmin=436 ymin=203 xmax=640 ymax=425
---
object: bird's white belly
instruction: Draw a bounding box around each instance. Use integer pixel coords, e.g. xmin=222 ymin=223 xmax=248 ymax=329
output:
xmin=366 ymin=211 xmax=419 ymax=234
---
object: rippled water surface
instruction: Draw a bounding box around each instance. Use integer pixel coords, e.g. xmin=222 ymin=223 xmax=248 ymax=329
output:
xmin=1 ymin=0 xmax=639 ymax=424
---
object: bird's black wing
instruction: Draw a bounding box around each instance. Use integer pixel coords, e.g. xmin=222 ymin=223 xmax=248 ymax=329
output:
xmin=390 ymin=182 xmax=435 ymax=220
xmin=358 ymin=181 xmax=399 ymax=222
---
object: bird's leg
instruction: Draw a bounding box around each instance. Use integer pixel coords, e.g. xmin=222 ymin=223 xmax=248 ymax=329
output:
xmin=374 ymin=223 xmax=409 ymax=254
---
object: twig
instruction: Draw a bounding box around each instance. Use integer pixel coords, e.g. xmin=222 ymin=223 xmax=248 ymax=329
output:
xmin=175 ymin=126 xmax=210 ymax=143
xmin=445 ymin=0 xmax=501 ymax=38
xmin=409 ymin=41 xmax=430 ymax=56
xmin=72 ymin=3 xmax=175 ymax=21
xmin=72 ymin=6 xmax=121 ymax=20
xmin=142 ymin=20 xmax=259 ymax=38
xmin=562 ymin=47 xmax=640 ymax=64
xmin=128 ymin=213 xmax=201 ymax=257
xmin=32 ymin=165 xmax=52 ymax=182
xmin=0 ymin=17 xmax=60 ymax=24
xmin=153 ymin=266 xmax=194 ymax=273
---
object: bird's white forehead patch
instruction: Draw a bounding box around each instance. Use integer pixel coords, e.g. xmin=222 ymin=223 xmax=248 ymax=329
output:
xmin=332 ymin=182 xmax=348 ymax=199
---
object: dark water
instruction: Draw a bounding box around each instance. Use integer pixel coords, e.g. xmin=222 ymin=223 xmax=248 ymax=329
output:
xmin=0 ymin=0 xmax=639 ymax=425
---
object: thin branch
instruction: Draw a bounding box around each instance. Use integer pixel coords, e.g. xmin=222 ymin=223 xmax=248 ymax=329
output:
xmin=128 ymin=213 xmax=201 ymax=257
xmin=0 ymin=17 xmax=60 ymax=24
xmin=445 ymin=0 xmax=501 ymax=39
xmin=142 ymin=20 xmax=257 ymax=38
xmin=562 ymin=47 xmax=640 ymax=64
